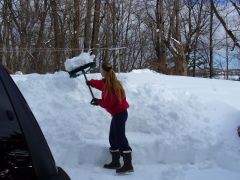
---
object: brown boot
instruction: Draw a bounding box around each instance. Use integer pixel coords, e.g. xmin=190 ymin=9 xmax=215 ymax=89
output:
xmin=116 ymin=152 xmax=134 ymax=173
xmin=103 ymin=150 xmax=121 ymax=169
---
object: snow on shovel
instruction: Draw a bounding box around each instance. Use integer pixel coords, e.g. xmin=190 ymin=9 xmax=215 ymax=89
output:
xmin=64 ymin=52 xmax=96 ymax=101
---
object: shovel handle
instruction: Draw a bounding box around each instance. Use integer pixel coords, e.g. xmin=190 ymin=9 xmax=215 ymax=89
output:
xmin=82 ymin=69 xmax=95 ymax=99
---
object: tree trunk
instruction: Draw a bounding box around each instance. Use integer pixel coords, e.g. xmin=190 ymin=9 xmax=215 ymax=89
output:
xmin=0 ymin=29 xmax=3 ymax=65
xmin=50 ymin=0 xmax=64 ymax=70
xmin=111 ymin=0 xmax=117 ymax=70
xmin=2 ymin=0 xmax=11 ymax=68
xmin=210 ymin=0 xmax=240 ymax=49
xmin=32 ymin=0 xmax=49 ymax=72
xmin=91 ymin=0 xmax=101 ymax=57
xmin=165 ymin=0 xmax=187 ymax=76
xmin=72 ymin=0 xmax=81 ymax=57
xmin=226 ymin=30 xmax=229 ymax=80
xmin=155 ymin=0 xmax=167 ymax=73
xmin=174 ymin=0 xmax=187 ymax=76
xmin=209 ymin=0 xmax=214 ymax=78
xmin=103 ymin=3 xmax=110 ymax=64
xmin=84 ymin=0 xmax=93 ymax=52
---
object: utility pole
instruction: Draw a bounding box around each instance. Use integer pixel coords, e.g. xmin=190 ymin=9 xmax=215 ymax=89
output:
xmin=225 ymin=15 xmax=229 ymax=80
xmin=209 ymin=1 xmax=214 ymax=78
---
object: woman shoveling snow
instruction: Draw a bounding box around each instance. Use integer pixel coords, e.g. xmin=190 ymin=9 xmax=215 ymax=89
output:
xmin=87 ymin=63 xmax=134 ymax=174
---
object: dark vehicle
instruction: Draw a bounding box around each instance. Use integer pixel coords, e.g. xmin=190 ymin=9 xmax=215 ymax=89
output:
xmin=0 ymin=65 xmax=70 ymax=180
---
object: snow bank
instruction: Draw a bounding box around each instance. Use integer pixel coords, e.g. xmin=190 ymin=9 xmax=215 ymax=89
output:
xmin=12 ymin=70 xmax=240 ymax=178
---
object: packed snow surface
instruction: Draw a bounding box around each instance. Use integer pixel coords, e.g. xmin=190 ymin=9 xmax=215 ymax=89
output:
xmin=13 ymin=69 xmax=240 ymax=180
xmin=64 ymin=52 xmax=95 ymax=71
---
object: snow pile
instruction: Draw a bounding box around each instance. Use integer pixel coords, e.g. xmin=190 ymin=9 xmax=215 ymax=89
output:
xmin=12 ymin=70 xmax=240 ymax=180
xmin=64 ymin=52 xmax=95 ymax=71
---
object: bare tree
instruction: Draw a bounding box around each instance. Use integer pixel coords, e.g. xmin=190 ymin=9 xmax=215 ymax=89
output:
xmin=0 ymin=0 xmax=239 ymax=77
xmin=71 ymin=0 xmax=81 ymax=57
xmin=209 ymin=0 xmax=214 ymax=78
xmin=2 ymin=0 xmax=11 ymax=68
xmin=84 ymin=0 xmax=94 ymax=51
xmin=91 ymin=0 xmax=101 ymax=57
xmin=229 ymin=0 xmax=240 ymax=17
xmin=164 ymin=0 xmax=187 ymax=75
xmin=155 ymin=0 xmax=167 ymax=73
xmin=210 ymin=0 xmax=240 ymax=49
xmin=32 ymin=0 xmax=50 ymax=72
xmin=102 ymin=2 xmax=110 ymax=64
xmin=50 ymin=0 xmax=64 ymax=70
xmin=181 ymin=0 xmax=209 ymax=76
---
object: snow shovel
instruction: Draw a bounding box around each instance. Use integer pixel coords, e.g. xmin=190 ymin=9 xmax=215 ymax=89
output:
xmin=68 ymin=62 xmax=96 ymax=100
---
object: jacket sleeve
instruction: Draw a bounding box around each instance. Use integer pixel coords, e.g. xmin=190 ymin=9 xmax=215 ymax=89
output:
xmin=96 ymin=99 xmax=107 ymax=109
xmin=88 ymin=79 xmax=104 ymax=91
xmin=97 ymin=93 xmax=120 ymax=110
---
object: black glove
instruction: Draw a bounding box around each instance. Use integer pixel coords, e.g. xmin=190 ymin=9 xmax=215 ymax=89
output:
xmin=90 ymin=98 xmax=99 ymax=106
xmin=86 ymin=81 xmax=90 ymax=86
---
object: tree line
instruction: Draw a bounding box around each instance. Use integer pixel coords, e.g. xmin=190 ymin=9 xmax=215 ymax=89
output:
xmin=0 ymin=0 xmax=239 ymax=77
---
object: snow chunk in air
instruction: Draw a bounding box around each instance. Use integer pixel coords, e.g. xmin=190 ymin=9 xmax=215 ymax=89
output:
xmin=64 ymin=52 xmax=95 ymax=71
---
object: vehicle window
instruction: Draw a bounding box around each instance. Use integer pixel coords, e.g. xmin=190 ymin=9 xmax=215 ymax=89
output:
xmin=0 ymin=80 xmax=37 ymax=180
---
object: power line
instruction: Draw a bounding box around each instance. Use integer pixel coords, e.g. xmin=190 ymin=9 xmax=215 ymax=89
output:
xmin=0 ymin=47 xmax=128 ymax=53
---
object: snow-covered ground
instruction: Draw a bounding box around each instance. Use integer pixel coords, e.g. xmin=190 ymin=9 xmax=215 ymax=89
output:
xmin=12 ymin=69 xmax=240 ymax=180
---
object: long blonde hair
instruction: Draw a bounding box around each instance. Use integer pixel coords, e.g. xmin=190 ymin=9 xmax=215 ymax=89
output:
xmin=102 ymin=63 xmax=125 ymax=102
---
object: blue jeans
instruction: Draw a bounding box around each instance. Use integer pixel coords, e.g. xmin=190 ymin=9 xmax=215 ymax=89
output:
xmin=109 ymin=110 xmax=132 ymax=152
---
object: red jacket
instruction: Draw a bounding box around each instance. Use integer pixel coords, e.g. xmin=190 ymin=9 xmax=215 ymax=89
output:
xmin=89 ymin=79 xmax=129 ymax=115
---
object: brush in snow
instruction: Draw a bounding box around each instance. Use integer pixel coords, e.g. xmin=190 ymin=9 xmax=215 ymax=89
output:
xmin=68 ymin=62 xmax=96 ymax=78
xmin=67 ymin=62 xmax=96 ymax=102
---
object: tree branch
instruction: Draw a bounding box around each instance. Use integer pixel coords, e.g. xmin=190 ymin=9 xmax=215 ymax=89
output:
xmin=229 ymin=0 xmax=240 ymax=16
xmin=210 ymin=0 xmax=240 ymax=49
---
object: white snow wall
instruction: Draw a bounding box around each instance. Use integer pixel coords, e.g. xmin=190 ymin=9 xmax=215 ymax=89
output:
xmin=13 ymin=70 xmax=240 ymax=171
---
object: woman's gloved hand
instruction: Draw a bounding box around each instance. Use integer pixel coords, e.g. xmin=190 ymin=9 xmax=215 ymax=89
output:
xmin=90 ymin=98 xmax=99 ymax=106
xmin=86 ymin=81 xmax=90 ymax=86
